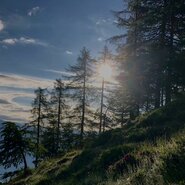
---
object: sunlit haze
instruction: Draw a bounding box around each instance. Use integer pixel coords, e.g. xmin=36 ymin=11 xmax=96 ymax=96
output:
xmin=98 ymin=63 xmax=113 ymax=81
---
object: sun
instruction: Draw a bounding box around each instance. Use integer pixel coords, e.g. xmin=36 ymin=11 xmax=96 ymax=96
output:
xmin=98 ymin=63 xmax=112 ymax=80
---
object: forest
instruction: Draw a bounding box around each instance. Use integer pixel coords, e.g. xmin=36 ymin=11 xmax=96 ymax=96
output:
xmin=0 ymin=0 xmax=185 ymax=184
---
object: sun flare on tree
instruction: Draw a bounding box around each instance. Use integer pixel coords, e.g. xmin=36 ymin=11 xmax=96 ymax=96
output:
xmin=98 ymin=63 xmax=113 ymax=81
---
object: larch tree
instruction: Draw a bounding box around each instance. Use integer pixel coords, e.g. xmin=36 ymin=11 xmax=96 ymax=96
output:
xmin=31 ymin=87 xmax=48 ymax=167
xmin=50 ymin=79 xmax=68 ymax=154
xmin=65 ymin=47 xmax=94 ymax=142
xmin=97 ymin=46 xmax=113 ymax=133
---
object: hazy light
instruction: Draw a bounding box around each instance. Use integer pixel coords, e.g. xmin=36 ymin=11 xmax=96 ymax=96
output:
xmin=98 ymin=63 xmax=112 ymax=80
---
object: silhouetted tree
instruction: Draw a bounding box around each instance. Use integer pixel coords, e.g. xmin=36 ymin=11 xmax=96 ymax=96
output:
xmin=48 ymin=79 xmax=68 ymax=154
xmin=65 ymin=47 xmax=94 ymax=141
xmin=0 ymin=122 xmax=31 ymax=174
xmin=31 ymin=87 xmax=48 ymax=167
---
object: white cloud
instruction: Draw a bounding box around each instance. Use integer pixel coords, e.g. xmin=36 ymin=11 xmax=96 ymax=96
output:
xmin=66 ymin=50 xmax=73 ymax=55
xmin=0 ymin=20 xmax=5 ymax=31
xmin=28 ymin=6 xmax=40 ymax=16
xmin=1 ymin=37 xmax=48 ymax=47
xmin=19 ymin=37 xmax=36 ymax=44
xmin=97 ymin=37 xmax=104 ymax=42
xmin=2 ymin=38 xmax=17 ymax=45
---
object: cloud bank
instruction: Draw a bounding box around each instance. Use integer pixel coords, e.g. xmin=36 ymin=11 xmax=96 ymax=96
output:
xmin=0 ymin=73 xmax=53 ymax=123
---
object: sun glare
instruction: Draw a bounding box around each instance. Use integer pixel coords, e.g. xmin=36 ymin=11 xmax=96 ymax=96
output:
xmin=98 ymin=63 xmax=112 ymax=80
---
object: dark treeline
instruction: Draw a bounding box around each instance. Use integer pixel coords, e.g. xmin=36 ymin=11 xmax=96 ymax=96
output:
xmin=0 ymin=0 xmax=185 ymax=179
xmin=110 ymin=0 xmax=185 ymax=119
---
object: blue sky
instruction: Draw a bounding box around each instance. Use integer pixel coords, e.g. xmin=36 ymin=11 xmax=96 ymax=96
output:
xmin=0 ymin=0 xmax=123 ymax=122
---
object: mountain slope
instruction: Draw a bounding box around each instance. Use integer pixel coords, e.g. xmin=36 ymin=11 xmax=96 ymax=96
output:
xmin=7 ymin=97 xmax=185 ymax=185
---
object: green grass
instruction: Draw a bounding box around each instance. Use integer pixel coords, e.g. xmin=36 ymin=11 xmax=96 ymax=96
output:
xmin=7 ymin=97 xmax=185 ymax=185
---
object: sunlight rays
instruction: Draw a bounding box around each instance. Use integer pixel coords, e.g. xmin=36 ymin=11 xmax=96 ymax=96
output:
xmin=98 ymin=63 xmax=113 ymax=80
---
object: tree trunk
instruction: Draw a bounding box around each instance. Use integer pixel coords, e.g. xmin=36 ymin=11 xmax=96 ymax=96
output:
xmin=22 ymin=152 xmax=28 ymax=173
xmin=99 ymin=78 xmax=104 ymax=133
xmin=19 ymin=146 xmax=28 ymax=174
xmin=57 ymin=90 xmax=62 ymax=153
xmin=121 ymin=112 xmax=124 ymax=128
xmin=146 ymin=96 xmax=149 ymax=112
xmin=161 ymin=87 xmax=164 ymax=106
xmin=103 ymin=113 xmax=106 ymax=132
xmin=166 ymin=0 xmax=175 ymax=104
xmin=155 ymin=82 xmax=161 ymax=109
xmin=81 ymin=59 xmax=87 ymax=141
xmin=35 ymin=92 xmax=41 ymax=168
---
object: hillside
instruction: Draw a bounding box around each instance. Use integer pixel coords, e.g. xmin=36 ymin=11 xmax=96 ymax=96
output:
xmin=7 ymin=97 xmax=185 ymax=185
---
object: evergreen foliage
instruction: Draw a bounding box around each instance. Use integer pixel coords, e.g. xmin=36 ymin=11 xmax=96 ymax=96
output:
xmin=0 ymin=122 xmax=31 ymax=173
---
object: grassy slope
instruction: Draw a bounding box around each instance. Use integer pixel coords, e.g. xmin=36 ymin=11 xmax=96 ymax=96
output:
xmin=9 ymin=98 xmax=185 ymax=185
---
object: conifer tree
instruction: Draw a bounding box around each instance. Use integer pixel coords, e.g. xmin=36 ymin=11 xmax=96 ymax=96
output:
xmin=111 ymin=0 xmax=185 ymax=114
xmin=0 ymin=122 xmax=31 ymax=173
xmin=31 ymin=87 xmax=48 ymax=167
xmin=112 ymin=0 xmax=146 ymax=118
xmin=49 ymin=79 xmax=68 ymax=154
xmin=65 ymin=47 xmax=94 ymax=141
xmin=98 ymin=46 xmax=113 ymax=132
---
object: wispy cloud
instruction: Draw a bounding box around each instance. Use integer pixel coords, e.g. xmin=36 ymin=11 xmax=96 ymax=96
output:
xmin=65 ymin=50 xmax=73 ymax=55
xmin=87 ymin=17 xmax=119 ymax=43
xmin=0 ymin=20 xmax=5 ymax=31
xmin=96 ymin=19 xmax=107 ymax=25
xmin=28 ymin=6 xmax=40 ymax=16
xmin=0 ymin=72 xmax=54 ymax=123
xmin=0 ymin=72 xmax=53 ymax=89
xmin=1 ymin=37 xmax=48 ymax=47
xmin=44 ymin=69 xmax=73 ymax=76
xmin=89 ymin=17 xmax=113 ymax=26
xmin=0 ymin=92 xmax=33 ymax=123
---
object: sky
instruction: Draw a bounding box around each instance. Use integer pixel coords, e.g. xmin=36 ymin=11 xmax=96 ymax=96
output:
xmin=0 ymin=0 xmax=123 ymax=123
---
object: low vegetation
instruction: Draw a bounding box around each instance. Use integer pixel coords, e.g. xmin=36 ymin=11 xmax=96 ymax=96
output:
xmin=7 ymin=98 xmax=185 ymax=185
